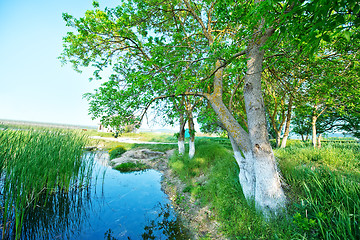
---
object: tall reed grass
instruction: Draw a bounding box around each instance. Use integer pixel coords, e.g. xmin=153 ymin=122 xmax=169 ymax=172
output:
xmin=276 ymin=144 xmax=360 ymax=239
xmin=0 ymin=129 xmax=94 ymax=239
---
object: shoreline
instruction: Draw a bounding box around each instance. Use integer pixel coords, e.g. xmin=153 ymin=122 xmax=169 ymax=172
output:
xmin=110 ymin=148 xmax=225 ymax=239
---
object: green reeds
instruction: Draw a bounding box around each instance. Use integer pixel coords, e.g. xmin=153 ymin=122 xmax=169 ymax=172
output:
xmin=276 ymin=144 xmax=360 ymax=239
xmin=0 ymin=129 xmax=94 ymax=239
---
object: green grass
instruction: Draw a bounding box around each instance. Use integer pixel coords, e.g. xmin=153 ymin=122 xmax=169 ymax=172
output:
xmin=109 ymin=145 xmax=127 ymax=160
xmin=276 ymin=144 xmax=360 ymax=240
xmin=168 ymin=139 xmax=360 ymax=239
xmin=114 ymin=161 xmax=150 ymax=172
xmin=0 ymin=129 xmax=94 ymax=239
xmin=169 ymin=139 xmax=292 ymax=239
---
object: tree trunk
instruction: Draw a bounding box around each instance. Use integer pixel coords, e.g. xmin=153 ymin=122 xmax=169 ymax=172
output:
xmin=311 ymin=115 xmax=317 ymax=148
xmin=208 ymin=49 xmax=286 ymax=214
xmin=188 ymin=111 xmax=195 ymax=159
xmin=229 ymin=134 xmax=255 ymax=199
xmin=178 ymin=115 xmax=186 ymax=155
xmin=317 ymin=133 xmax=322 ymax=148
xmin=242 ymin=33 xmax=285 ymax=214
xmin=280 ymin=96 xmax=293 ymax=148
xmin=208 ymin=90 xmax=255 ymax=201
xmin=275 ymin=131 xmax=281 ymax=148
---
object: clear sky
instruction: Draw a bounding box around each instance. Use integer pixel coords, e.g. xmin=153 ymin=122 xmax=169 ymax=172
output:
xmin=0 ymin=0 xmax=120 ymax=127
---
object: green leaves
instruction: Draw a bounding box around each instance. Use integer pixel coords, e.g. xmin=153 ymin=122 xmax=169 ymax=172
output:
xmin=92 ymin=1 xmax=99 ymax=8
xmin=60 ymin=0 xmax=359 ymax=140
xmin=343 ymin=31 xmax=351 ymax=41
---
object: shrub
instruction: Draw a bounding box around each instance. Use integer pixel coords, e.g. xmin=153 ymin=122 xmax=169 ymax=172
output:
xmin=108 ymin=145 xmax=127 ymax=160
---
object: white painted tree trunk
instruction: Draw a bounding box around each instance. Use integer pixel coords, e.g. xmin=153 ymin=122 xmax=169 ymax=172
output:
xmin=280 ymin=97 xmax=293 ymax=148
xmin=189 ymin=140 xmax=195 ymax=159
xmin=178 ymin=140 xmax=185 ymax=155
xmin=178 ymin=115 xmax=186 ymax=155
xmin=187 ymin=110 xmax=196 ymax=159
xmin=205 ymin=29 xmax=286 ymax=214
xmin=242 ymin=31 xmax=286 ymax=214
xmin=312 ymin=115 xmax=317 ymax=148
xmin=280 ymin=135 xmax=288 ymax=149
xmin=317 ymin=133 xmax=322 ymax=148
xmin=275 ymin=131 xmax=281 ymax=148
xmin=229 ymin=135 xmax=255 ymax=200
xmin=253 ymin=148 xmax=285 ymax=215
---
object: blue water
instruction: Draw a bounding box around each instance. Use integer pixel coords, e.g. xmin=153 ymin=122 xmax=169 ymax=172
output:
xmin=19 ymin=152 xmax=189 ymax=240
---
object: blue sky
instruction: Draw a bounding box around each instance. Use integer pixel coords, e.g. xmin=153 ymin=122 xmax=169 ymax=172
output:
xmin=0 ymin=0 xmax=119 ymax=126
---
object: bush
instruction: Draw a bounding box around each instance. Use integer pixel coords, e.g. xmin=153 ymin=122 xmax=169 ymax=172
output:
xmin=108 ymin=145 xmax=127 ymax=160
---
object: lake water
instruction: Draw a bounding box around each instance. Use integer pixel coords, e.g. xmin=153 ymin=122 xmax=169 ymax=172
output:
xmin=20 ymin=152 xmax=189 ymax=240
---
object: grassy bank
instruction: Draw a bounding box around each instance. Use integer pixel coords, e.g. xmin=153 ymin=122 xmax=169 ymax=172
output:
xmin=168 ymin=139 xmax=360 ymax=239
xmin=91 ymin=131 xmax=360 ymax=239
xmin=0 ymin=129 xmax=94 ymax=239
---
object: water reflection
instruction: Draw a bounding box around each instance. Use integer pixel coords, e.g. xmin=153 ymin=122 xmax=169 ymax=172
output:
xmin=141 ymin=203 xmax=190 ymax=240
xmin=103 ymin=203 xmax=190 ymax=240
xmin=8 ymin=152 xmax=189 ymax=239
xmin=21 ymin=188 xmax=92 ymax=240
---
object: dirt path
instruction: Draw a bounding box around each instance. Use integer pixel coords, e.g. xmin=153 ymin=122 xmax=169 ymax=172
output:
xmin=90 ymin=136 xmax=177 ymax=145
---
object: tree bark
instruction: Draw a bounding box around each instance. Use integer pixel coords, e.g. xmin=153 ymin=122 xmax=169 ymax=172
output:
xmin=205 ymin=35 xmax=286 ymax=214
xmin=244 ymin=2 xmax=285 ymax=214
xmin=311 ymin=115 xmax=317 ymax=148
xmin=178 ymin=115 xmax=186 ymax=155
xmin=242 ymin=29 xmax=286 ymax=214
xmin=187 ymin=110 xmax=195 ymax=159
xmin=267 ymin=99 xmax=286 ymax=148
xmin=275 ymin=131 xmax=281 ymax=148
xmin=280 ymin=96 xmax=293 ymax=148
xmin=229 ymin=134 xmax=255 ymax=199
xmin=187 ymin=1 xmax=286 ymax=212
xmin=207 ymin=60 xmax=255 ymax=201
xmin=317 ymin=133 xmax=322 ymax=148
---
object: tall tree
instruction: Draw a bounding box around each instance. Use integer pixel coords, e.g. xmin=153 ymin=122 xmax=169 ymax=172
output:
xmin=61 ymin=0 xmax=359 ymax=214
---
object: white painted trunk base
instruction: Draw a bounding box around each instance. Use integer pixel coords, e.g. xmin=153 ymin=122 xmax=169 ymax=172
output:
xmin=230 ymin=136 xmax=285 ymax=214
xmin=280 ymin=135 xmax=288 ymax=148
xmin=234 ymin=151 xmax=255 ymax=200
xmin=253 ymin=152 xmax=286 ymax=215
xmin=229 ymin=136 xmax=255 ymax=200
xmin=189 ymin=140 xmax=195 ymax=159
xmin=178 ymin=140 xmax=185 ymax=155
